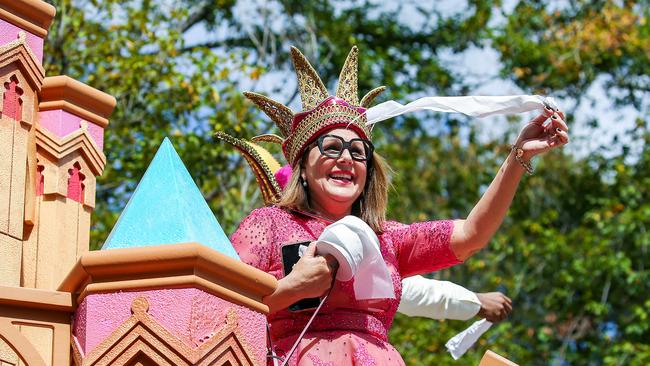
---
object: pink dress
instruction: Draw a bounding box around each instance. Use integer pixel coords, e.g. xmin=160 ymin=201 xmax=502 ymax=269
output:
xmin=230 ymin=206 xmax=461 ymax=365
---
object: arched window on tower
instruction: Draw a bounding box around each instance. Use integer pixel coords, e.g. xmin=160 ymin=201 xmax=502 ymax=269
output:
xmin=36 ymin=164 xmax=44 ymax=195
xmin=67 ymin=162 xmax=85 ymax=204
xmin=2 ymin=75 xmax=23 ymax=121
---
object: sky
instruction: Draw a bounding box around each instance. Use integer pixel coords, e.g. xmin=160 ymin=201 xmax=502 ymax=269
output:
xmin=182 ymin=0 xmax=647 ymax=159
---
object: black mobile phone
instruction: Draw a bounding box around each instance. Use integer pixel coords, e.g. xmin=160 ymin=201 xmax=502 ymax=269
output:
xmin=281 ymin=241 xmax=321 ymax=312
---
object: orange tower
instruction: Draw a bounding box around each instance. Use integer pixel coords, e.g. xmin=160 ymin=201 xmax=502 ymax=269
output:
xmin=0 ymin=1 xmax=118 ymax=364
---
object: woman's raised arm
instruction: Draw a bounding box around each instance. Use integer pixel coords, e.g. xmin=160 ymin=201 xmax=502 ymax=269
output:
xmin=450 ymin=107 xmax=569 ymax=260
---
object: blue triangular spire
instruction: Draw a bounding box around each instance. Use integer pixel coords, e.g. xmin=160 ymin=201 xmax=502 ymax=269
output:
xmin=102 ymin=138 xmax=239 ymax=259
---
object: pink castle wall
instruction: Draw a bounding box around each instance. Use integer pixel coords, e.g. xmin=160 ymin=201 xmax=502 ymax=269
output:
xmin=0 ymin=19 xmax=44 ymax=63
xmin=39 ymin=109 xmax=104 ymax=150
xmin=72 ymin=288 xmax=267 ymax=363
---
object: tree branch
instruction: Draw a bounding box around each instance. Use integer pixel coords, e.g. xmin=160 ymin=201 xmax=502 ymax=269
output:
xmin=180 ymin=1 xmax=213 ymax=33
xmin=176 ymin=37 xmax=257 ymax=54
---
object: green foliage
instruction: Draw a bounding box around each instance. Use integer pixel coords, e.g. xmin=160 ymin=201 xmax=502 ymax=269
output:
xmin=43 ymin=0 xmax=649 ymax=364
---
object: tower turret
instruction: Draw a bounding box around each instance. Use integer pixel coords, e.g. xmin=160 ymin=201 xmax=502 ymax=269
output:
xmin=20 ymin=75 xmax=116 ymax=290
xmin=0 ymin=0 xmax=53 ymax=288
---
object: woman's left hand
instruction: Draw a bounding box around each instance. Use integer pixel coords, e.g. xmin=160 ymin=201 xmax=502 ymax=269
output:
xmin=515 ymin=106 xmax=569 ymax=161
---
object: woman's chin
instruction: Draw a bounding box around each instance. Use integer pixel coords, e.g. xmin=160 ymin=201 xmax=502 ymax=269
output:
xmin=322 ymin=188 xmax=360 ymax=206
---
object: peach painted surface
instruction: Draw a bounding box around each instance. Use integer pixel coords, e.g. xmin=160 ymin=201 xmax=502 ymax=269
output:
xmin=39 ymin=110 xmax=104 ymax=150
xmin=72 ymin=288 xmax=266 ymax=362
xmin=0 ymin=19 xmax=43 ymax=63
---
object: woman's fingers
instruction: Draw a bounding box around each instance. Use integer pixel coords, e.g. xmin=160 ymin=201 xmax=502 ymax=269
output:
xmin=324 ymin=254 xmax=339 ymax=271
xmin=546 ymin=129 xmax=569 ymax=147
xmin=530 ymin=108 xmax=553 ymax=125
xmin=303 ymin=241 xmax=318 ymax=258
xmin=551 ymin=113 xmax=569 ymax=132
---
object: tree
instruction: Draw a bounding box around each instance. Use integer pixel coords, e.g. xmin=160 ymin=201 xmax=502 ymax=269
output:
xmin=43 ymin=0 xmax=649 ymax=364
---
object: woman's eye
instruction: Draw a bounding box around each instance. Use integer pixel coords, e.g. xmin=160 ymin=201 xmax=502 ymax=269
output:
xmin=324 ymin=144 xmax=341 ymax=152
xmin=350 ymin=148 xmax=364 ymax=156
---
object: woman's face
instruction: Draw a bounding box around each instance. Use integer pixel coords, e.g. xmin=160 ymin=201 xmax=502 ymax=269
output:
xmin=301 ymin=128 xmax=369 ymax=217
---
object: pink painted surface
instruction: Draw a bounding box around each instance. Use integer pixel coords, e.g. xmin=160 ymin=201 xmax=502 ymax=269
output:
xmin=73 ymin=288 xmax=267 ymax=363
xmin=38 ymin=110 xmax=105 ymax=150
xmin=36 ymin=165 xmax=44 ymax=195
xmin=2 ymin=75 xmax=23 ymax=121
xmin=73 ymin=299 xmax=88 ymax=353
xmin=0 ymin=19 xmax=44 ymax=63
xmin=67 ymin=162 xmax=85 ymax=203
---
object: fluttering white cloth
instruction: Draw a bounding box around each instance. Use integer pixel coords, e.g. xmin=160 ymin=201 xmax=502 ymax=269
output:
xmin=445 ymin=319 xmax=493 ymax=360
xmin=366 ymin=95 xmax=558 ymax=125
xmin=398 ymin=275 xmax=481 ymax=320
xmin=306 ymin=216 xmax=395 ymax=300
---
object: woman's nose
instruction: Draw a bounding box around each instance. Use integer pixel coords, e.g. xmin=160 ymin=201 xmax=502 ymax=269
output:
xmin=337 ymin=148 xmax=354 ymax=163
xmin=339 ymin=149 xmax=352 ymax=161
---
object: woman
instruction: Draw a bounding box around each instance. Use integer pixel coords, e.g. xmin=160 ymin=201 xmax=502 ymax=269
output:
xmin=230 ymin=46 xmax=568 ymax=365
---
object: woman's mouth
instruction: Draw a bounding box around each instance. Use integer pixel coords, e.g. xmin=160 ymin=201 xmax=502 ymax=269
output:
xmin=329 ymin=172 xmax=354 ymax=185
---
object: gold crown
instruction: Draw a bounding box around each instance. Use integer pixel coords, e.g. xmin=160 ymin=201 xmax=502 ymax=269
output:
xmin=243 ymin=46 xmax=386 ymax=165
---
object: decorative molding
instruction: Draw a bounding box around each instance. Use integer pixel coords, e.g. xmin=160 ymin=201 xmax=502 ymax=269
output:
xmin=0 ymin=0 xmax=56 ymax=38
xmin=0 ymin=319 xmax=46 ymax=366
xmin=58 ymin=243 xmax=277 ymax=314
xmin=0 ymin=286 xmax=73 ymax=312
xmin=72 ymin=297 xmax=260 ymax=365
xmin=0 ymin=33 xmax=44 ymax=91
xmin=39 ymin=76 xmax=116 ymax=128
xmin=35 ymin=124 xmax=106 ymax=176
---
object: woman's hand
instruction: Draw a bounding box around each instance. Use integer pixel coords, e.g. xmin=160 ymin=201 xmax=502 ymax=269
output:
xmin=285 ymin=241 xmax=338 ymax=298
xmin=515 ymin=107 xmax=569 ymax=161
xmin=263 ymin=242 xmax=338 ymax=313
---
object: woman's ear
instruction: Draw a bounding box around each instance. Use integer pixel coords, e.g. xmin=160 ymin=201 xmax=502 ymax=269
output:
xmin=300 ymin=166 xmax=306 ymax=182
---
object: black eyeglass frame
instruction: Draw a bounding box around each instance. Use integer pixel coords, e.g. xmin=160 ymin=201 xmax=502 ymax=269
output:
xmin=314 ymin=134 xmax=374 ymax=162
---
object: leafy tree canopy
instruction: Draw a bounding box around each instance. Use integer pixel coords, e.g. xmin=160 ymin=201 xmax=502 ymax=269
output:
xmin=44 ymin=0 xmax=649 ymax=364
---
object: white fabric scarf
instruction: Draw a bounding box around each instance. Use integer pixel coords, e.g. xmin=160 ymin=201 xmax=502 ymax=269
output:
xmin=365 ymin=95 xmax=558 ymax=125
xmin=299 ymin=216 xmax=395 ymax=300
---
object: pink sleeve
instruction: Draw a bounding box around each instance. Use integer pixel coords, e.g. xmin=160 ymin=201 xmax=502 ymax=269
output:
xmin=230 ymin=208 xmax=275 ymax=272
xmin=386 ymin=220 xmax=461 ymax=278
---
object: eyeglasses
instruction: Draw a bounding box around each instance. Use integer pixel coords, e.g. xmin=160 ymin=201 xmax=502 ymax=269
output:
xmin=315 ymin=134 xmax=374 ymax=162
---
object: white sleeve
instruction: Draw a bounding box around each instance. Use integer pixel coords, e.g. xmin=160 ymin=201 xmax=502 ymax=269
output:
xmin=397 ymin=275 xmax=482 ymax=320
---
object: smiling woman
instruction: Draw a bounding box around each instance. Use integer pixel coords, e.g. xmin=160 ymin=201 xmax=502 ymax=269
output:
xmin=277 ymin=126 xmax=390 ymax=232
xmin=228 ymin=46 xmax=568 ymax=365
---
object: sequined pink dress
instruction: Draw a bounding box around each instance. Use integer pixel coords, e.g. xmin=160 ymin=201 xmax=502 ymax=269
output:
xmin=230 ymin=206 xmax=461 ymax=365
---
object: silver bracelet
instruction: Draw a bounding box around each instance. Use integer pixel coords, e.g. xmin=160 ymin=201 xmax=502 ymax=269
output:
xmin=511 ymin=145 xmax=534 ymax=175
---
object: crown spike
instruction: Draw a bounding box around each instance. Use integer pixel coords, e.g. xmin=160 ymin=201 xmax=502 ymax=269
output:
xmin=243 ymin=91 xmax=293 ymax=137
xmin=290 ymin=47 xmax=329 ymax=110
xmin=252 ymin=134 xmax=285 ymax=144
xmin=336 ymin=46 xmax=359 ymax=105
xmin=360 ymin=86 xmax=387 ymax=108
xmin=215 ymin=132 xmax=282 ymax=204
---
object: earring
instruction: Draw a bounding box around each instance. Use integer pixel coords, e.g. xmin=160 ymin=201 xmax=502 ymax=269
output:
xmin=301 ymin=179 xmax=308 ymax=188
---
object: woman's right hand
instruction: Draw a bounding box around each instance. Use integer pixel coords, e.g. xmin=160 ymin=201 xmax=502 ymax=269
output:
xmin=263 ymin=241 xmax=338 ymax=313
xmin=285 ymin=241 xmax=338 ymax=298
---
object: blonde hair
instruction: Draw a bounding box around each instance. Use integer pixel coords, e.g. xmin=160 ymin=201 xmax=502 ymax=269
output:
xmin=277 ymin=150 xmax=391 ymax=233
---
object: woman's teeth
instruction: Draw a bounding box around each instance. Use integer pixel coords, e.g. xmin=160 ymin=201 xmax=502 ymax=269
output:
xmin=330 ymin=174 xmax=352 ymax=182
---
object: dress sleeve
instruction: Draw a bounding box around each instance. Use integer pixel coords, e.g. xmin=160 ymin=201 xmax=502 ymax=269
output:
xmin=230 ymin=208 xmax=275 ymax=272
xmin=385 ymin=220 xmax=461 ymax=278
